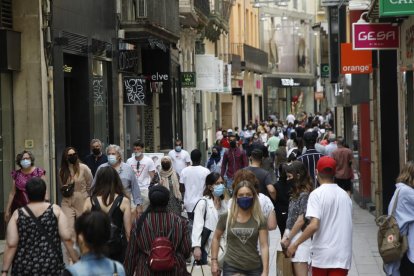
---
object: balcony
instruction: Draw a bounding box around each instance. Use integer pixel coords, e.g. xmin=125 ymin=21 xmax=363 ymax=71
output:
xmin=231 ymin=43 xmax=269 ymax=73
xmin=120 ymin=0 xmax=180 ymax=43
xmin=179 ymin=0 xmax=210 ymax=27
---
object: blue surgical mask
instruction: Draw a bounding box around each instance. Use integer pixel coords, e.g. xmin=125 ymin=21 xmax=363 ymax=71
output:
xmin=108 ymin=155 xmax=117 ymax=165
xmin=20 ymin=159 xmax=31 ymax=169
xmin=175 ymin=146 xmax=182 ymax=152
xmin=237 ymin=197 xmax=254 ymax=210
xmin=213 ymin=184 xmax=225 ymax=197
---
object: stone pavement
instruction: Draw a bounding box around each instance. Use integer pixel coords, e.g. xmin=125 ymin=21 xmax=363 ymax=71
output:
xmin=188 ymin=201 xmax=385 ymax=276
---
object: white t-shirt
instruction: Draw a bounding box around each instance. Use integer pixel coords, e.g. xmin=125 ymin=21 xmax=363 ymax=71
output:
xmin=168 ymin=149 xmax=191 ymax=175
xmin=126 ymin=155 xmax=156 ymax=190
xmin=180 ymin=165 xmax=210 ymax=212
xmin=286 ymin=114 xmax=296 ymax=124
xmin=306 ymin=184 xmax=353 ymax=269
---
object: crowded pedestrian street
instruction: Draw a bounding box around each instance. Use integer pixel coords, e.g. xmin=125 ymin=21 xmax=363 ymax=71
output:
xmin=3 ymin=0 xmax=414 ymax=275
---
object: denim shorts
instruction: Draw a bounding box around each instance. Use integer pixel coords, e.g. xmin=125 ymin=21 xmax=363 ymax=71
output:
xmin=223 ymin=262 xmax=263 ymax=276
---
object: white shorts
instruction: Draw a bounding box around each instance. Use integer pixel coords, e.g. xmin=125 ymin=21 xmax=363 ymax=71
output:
xmin=287 ymin=229 xmax=311 ymax=263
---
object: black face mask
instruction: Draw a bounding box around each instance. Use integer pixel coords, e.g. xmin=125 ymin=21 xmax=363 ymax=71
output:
xmin=211 ymin=151 xmax=219 ymax=157
xmin=286 ymin=178 xmax=296 ymax=187
xmin=161 ymin=162 xmax=171 ymax=171
xmin=230 ymin=141 xmax=237 ymax=148
xmin=68 ymin=155 xmax=78 ymax=164
xmin=92 ymin=148 xmax=101 ymax=156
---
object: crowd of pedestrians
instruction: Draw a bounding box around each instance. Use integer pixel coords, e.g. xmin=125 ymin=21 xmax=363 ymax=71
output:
xmin=2 ymin=110 xmax=413 ymax=276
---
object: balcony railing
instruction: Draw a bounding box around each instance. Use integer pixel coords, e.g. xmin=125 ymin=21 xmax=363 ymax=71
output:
xmin=231 ymin=43 xmax=269 ymax=73
xmin=121 ymin=0 xmax=180 ymax=37
xmin=194 ymin=0 xmax=210 ymax=18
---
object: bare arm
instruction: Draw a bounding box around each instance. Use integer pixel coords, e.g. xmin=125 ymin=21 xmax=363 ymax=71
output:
xmin=286 ymin=217 xmax=320 ymax=257
xmin=121 ymin=197 xmax=132 ymax=241
xmin=2 ymin=211 xmax=19 ymax=274
xmin=54 ymin=205 xmax=79 ymax=262
xmin=281 ymin=214 xmax=305 ymax=248
xmin=266 ymin=184 xmax=276 ymax=201
xmin=210 ymin=228 xmax=224 ymax=276
xmin=148 ymin=170 xmax=155 ymax=180
xmin=267 ymin=210 xmax=277 ymax=230
xmin=4 ymin=182 xmax=16 ymax=222
xmin=259 ymin=229 xmax=269 ymax=276
xmin=41 ymin=174 xmax=50 ymax=201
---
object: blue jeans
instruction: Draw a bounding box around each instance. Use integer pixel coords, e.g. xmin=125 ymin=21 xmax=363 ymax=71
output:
xmin=224 ymin=176 xmax=234 ymax=195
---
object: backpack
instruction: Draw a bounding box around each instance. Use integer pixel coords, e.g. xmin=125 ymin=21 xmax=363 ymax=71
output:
xmin=147 ymin=223 xmax=176 ymax=272
xmin=375 ymin=189 xmax=408 ymax=264
xmin=91 ymin=195 xmax=125 ymax=254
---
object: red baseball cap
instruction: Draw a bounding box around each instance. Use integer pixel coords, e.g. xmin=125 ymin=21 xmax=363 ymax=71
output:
xmin=317 ymin=156 xmax=336 ymax=175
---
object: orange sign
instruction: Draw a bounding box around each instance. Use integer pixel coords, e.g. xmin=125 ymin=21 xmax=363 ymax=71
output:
xmin=340 ymin=43 xmax=372 ymax=74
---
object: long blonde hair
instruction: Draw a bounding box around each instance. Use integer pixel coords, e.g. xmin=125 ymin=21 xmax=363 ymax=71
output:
xmin=229 ymin=180 xmax=265 ymax=228
xmin=396 ymin=161 xmax=414 ymax=187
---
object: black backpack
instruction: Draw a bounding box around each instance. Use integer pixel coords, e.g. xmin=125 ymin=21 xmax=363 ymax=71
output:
xmin=91 ymin=195 xmax=125 ymax=255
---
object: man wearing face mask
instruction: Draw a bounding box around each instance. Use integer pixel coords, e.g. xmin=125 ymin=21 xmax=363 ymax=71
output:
xmin=83 ymin=139 xmax=108 ymax=177
xmin=168 ymin=139 xmax=191 ymax=176
xmin=126 ymin=141 xmax=156 ymax=210
xmin=221 ymin=134 xmax=248 ymax=194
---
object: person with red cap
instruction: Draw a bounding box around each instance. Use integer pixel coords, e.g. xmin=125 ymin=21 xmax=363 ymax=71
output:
xmin=285 ymin=156 xmax=353 ymax=276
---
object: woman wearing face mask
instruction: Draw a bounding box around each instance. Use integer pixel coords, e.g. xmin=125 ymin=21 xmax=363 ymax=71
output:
xmin=158 ymin=156 xmax=182 ymax=215
xmin=280 ymin=161 xmax=313 ymax=276
xmin=192 ymin=172 xmax=229 ymax=265
xmin=60 ymin=147 xmax=93 ymax=262
xmin=93 ymin=145 xmax=143 ymax=219
xmin=211 ymin=179 xmax=269 ymax=276
xmin=4 ymin=150 xmax=46 ymax=223
xmin=207 ymin=146 xmax=223 ymax=173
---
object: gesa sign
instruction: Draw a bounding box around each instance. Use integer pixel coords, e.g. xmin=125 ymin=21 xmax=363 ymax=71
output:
xmin=353 ymin=23 xmax=399 ymax=50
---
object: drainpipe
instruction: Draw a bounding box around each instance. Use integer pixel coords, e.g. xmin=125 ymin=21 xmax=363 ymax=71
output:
xmin=47 ymin=66 xmax=56 ymax=203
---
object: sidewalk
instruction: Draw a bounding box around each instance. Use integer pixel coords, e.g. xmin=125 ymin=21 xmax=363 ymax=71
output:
xmin=188 ymin=201 xmax=385 ymax=276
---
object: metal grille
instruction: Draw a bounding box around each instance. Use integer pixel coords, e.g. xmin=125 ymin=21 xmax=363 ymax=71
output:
xmin=0 ymin=0 xmax=12 ymax=29
xmin=137 ymin=0 xmax=147 ymax=18
xmin=60 ymin=31 xmax=88 ymax=54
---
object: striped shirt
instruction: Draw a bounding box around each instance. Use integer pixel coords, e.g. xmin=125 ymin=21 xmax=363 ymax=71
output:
xmin=297 ymin=149 xmax=324 ymax=188
xmin=124 ymin=210 xmax=191 ymax=276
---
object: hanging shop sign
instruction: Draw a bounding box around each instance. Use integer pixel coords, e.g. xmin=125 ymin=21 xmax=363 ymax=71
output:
xmin=181 ymin=72 xmax=196 ymax=88
xmin=341 ymin=43 xmax=372 ymax=74
xmin=196 ymin=55 xmax=217 ymax=91
xmin=380 ymin=0 xmax=414 ymax=17
xmin=352 ymin=23 xmax=399 ymax=50
xmin=321 ymin=64 xmax=330 ymax=78
xmin=123 ymin=76 xmax=147 ymax=106
xmin=281 ymin=78 xmax=301 ymax=87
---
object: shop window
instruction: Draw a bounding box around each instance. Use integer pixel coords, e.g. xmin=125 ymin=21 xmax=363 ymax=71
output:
xmin=92 ymin=60 xmax=109 ymax=145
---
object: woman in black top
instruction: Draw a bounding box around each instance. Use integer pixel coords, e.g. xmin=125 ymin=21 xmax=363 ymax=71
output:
xmin=83 ymin=166 xmax=132 ymax=262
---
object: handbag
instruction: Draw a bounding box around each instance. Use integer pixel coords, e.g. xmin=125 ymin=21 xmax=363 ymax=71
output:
xmin=60 ymin=182 xmax=75 ymax=197
xmin=190 ymin=260 xmax=205 ymax=276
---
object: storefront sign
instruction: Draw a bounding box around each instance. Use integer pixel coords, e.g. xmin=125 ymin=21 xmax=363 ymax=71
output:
xmin=353 ymin=23 xmax=399 ymax=50
xmin=123 ymin=77 xmax=147 ymax=106
xmin=196 ymin=55 xmax=217 ymax=91
xmin=181 ymin=72 xmax=196 ymax=88
xmin=380 ymin=0 xmax=414 ymax=17
xmin=281 ymin=78 xmax=300 ymax=87
xmin=341 ymin=43 xmax=372 ymax=74
xmin=118 ymin=50 xmax=139 ymax=72
xmin=93 ymin=76 xmax=105 ymax=106
xmin=321 ymin=64 xmax=330 ymax=78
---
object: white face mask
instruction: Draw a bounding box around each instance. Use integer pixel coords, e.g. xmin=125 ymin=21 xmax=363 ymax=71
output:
xmin=20 ymin=159 xmax=31 ymax=169
xmin=108 ymin=155 xmax=118 ymax=165
xmin=135 ymin=152 xmax=143 ymax=158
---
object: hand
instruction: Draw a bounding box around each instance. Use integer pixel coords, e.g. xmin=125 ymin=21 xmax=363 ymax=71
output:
xmin=280 ymin=236 xmax=290 ymax=249
xmin=211 ymin=260 xmax=221 ymax=276
xmin=4 ymin=211 xmax=10 ymax=223
xmin=286 ymin=242 xmax=298 ymax=258
xmin=136 ymin=205 xmax=143 ymax=217
xmin=193 ymin=247 xmax=202 ymax=261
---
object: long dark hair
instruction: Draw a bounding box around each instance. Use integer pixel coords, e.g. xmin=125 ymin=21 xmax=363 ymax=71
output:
xmin=75 ymin=211 xmax=110 ymax=256
xmin=59 ymin=147 xmax=80 ymax=185
xmin=92 ymin=166 xmax=127 ymax=206
xmin=285 ymin=161 xmax=312 ymax=199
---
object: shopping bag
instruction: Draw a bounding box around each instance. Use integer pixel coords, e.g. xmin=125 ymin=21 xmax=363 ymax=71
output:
xmin=276 ymin=250 xmax=293 ymax=276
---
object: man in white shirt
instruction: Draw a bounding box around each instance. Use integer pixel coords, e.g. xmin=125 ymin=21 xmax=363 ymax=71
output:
xmin=126 ymin=141 xmax=156 ymax=211
xmin=168 ymin=139 xmax=191 ymax=176
xmin=286 ymin=113 xmax=296 ymax=125
xmin=286 ymin=156 xmax=352 ymax=276
xmin=180 ymin=149 xmax=210 ymax=218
